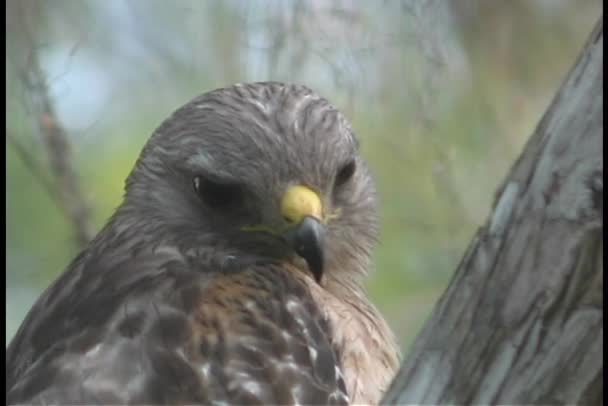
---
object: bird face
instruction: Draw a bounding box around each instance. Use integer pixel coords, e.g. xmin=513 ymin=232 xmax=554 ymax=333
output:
xmin=124 ymin=82 xmax=379 ymax=284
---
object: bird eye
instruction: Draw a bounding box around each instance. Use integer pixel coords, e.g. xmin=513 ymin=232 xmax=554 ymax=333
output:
xmin=334 ymin=160 xmax=356 ymax=188
xmin=193 ymin=176 xmax=243 ymax=208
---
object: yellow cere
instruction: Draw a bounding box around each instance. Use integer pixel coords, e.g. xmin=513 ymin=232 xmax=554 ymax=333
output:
xmin=241 ymin=185 xmax=341 ymax=234
xmin=280 ymin=185 xmax=323 ymax=224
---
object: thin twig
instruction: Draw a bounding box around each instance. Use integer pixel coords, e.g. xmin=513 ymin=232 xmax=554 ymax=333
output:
xmin=12 ymin=1 xmax=94 ymax=249
xmin=7 ymin=132 xmax=96 ymax=245
xmin=7 ymin=132 xmax=63 ymax=209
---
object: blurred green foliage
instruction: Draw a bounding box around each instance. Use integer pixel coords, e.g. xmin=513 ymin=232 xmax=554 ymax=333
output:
xmin=6 ymin=0 xmax=602 ymax=350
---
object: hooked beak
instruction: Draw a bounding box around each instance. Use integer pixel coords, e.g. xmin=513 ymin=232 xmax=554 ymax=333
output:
xmin=281 ymin=185 xmax=326 ymax=283
xmin=283 ymin=216 xmax=326 ymax=283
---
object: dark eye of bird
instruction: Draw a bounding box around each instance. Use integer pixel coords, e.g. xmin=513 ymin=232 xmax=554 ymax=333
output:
xmin=193 ymin=176 xmax=243 ymax=208
xmin=334 ymin=160 xmax=356 ymax=188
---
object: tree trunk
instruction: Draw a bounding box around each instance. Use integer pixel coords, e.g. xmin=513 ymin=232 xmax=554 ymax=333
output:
xmin=383 ymin=17 xmax=603 ymax=406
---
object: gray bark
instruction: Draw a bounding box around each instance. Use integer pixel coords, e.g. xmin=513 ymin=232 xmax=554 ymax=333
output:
xmin=383 ymin=17 xmax=603 ymax=406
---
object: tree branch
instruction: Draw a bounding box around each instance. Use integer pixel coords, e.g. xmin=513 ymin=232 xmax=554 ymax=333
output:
xmin=383 ymin=16 xmax=603 ymax=405
xmin=7 ymin=132 xmax=64 ymax=210
xmin=11 ymin=1 xmax=94 ymax=249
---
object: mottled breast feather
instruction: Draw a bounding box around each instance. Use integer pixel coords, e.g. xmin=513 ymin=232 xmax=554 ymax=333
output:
xmin=6 ymin=248 xmax=349 ymax=405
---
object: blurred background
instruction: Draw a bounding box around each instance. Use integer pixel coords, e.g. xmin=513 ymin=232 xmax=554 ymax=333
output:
xmin=6 ymin=0 xmax=602 ymax=351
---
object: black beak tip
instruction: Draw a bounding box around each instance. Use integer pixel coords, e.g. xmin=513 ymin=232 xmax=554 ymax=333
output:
xmin=287 ymin=216 xmax=326 ymax=284
xmin=300 ymin=247 xmax=323 ymax=283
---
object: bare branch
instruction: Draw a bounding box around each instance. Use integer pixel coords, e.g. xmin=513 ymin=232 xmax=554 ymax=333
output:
xmin=7 ymin=132 xmax=62 ymax=208
xmin=12 ymin=1 xmax=94 ymax=249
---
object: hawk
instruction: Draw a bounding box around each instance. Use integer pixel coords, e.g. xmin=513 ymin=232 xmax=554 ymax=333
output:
xmin=6 ymin=82 xmax=400 ymax=405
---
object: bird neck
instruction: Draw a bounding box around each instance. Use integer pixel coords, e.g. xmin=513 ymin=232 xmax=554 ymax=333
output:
xmin=300 ymin=269 xmax=401 ymax=404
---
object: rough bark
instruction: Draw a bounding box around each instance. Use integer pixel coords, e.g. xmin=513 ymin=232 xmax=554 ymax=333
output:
xmin=383 ymin=17 xmax=603 ymax=406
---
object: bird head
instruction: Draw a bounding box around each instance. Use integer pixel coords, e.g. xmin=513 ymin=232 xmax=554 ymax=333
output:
xmin=122 ymin=82 xmax=379 ymax=286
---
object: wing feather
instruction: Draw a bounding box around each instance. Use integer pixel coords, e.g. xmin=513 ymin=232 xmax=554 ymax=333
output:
xmin=6 ymin=249 xmax=349 ymax=405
